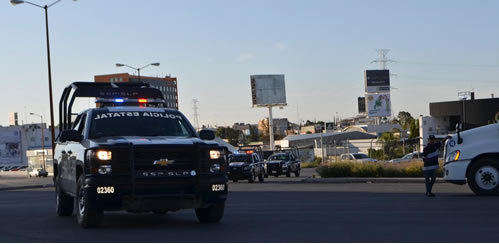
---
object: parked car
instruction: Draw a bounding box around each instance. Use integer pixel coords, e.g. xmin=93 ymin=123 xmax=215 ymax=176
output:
xmin=389 ymin=152 xmax=423 ymax=163
xmin=340 ymin=153 xmax=377 ymax=163
xmin=266 ymin=152 xmax=301 ymax=177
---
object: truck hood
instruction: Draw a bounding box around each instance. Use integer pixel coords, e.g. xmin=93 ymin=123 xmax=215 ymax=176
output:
xmin=87 ymin=136 xmax=220 ymax=147
xmin=229 ymin=162 xmax=248 ymax=167
xmin=267 ymin=160 xmax=285 ymax=164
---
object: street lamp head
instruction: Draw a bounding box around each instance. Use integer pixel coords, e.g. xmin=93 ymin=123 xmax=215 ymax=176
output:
xmin=151 ymin=62 xmax=160 ymax=66
xmin=29 ymin=112 xmax=34 ymax=115
xmin=10 ymin=0 xmax=24 ymax=5
xmin=115 ymin=63 xmax=124 ymax=67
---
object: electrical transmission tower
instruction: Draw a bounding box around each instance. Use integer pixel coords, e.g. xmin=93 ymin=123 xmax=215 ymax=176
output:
xmin=192 ymin=99 xmax=200 ymax=131
xmin=371 ymin=49 xmax=394 ymax=70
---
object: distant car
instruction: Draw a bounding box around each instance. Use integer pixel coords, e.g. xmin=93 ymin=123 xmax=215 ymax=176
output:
xmin=10 ymin=166 xmax=21 ymax=171
xmin=389 ymin=152 xmax=423 ymax=163
xmin=340 ymin=153 xmax=377 ymax=163
xmin=228 ymin=152 xmax=265 ymax=183
xmin=266 ymin=152 xmax=301 ymax=177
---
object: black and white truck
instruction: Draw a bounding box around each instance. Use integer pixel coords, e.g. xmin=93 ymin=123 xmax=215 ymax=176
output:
xmin=53 ymin=82 xmax=228 ymax=228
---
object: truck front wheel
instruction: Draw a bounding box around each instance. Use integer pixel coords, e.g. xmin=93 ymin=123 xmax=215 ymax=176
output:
xmin=55 ymin=180 xmax=73 ymax=216
xmin=468 ymin=158 xmax=499 ymax=195
xmin=195 ymin=202 xmax=225 ymax=223
xmin=76 ymin=175 xmax=103 ymax=228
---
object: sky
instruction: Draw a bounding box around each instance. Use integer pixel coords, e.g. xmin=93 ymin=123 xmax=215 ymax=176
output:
xmin=1 ymin=0 xmax=498 ymax=127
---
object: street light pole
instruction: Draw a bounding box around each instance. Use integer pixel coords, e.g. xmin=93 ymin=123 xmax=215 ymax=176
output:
xmin=115 ymin=63 xmax=160 ymax=82
xmin=11 ymin=0 xmax=65 ymax=158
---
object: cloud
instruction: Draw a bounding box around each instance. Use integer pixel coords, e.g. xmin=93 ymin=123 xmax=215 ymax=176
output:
xmin=236 ymin=53 xmax=255 ymax=62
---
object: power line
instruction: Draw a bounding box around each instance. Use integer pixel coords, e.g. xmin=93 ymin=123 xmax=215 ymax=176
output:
xmin=395 ymin=60 xmax=499 ymax=68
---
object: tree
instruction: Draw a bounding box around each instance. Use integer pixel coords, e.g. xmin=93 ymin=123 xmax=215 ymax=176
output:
xmin=248 ymin=125 xmax=260 ymax=142
xmin=215 ymin=127 xmax=241 ymax=146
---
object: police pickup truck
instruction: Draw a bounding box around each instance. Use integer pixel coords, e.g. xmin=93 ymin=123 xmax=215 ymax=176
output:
xmin=228 ymin=146 xmax=265 ymax=183
xmin=54 ymin=82 xmax=228 ymax=228
xmin=266 ymin=150 xmax=301 ymax=177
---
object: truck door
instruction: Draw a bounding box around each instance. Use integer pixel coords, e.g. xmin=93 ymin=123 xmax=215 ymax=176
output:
xmin=60 ymin=113 xmax=86 ymax=194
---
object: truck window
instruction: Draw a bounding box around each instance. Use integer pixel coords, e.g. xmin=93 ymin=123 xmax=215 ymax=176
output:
xmin=88 ymin=110 xmax=196 ymax=139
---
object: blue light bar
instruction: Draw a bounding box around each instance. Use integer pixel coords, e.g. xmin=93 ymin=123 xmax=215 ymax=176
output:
xmin=114 ymin=98 xmax=124 ymax=103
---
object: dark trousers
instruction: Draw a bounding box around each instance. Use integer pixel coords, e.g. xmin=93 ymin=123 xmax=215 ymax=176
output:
xmin=424 ymin=169 xmax=436 ymax=193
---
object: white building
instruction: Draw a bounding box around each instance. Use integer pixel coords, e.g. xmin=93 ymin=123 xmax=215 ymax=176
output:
xmin=0 ymin=123 xmax=55 ymax=167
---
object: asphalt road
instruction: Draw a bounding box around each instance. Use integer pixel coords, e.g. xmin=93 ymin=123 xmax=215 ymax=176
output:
xmin=1 ymin=171 xmax=499 ymax=242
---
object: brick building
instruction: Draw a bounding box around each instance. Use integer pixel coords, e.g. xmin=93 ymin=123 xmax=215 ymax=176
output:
xmin=94 ymin=73 xmax=178 ymax=109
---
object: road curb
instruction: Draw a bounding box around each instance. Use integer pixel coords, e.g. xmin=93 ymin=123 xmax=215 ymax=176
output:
xmin=301 ymin=177 xmax=447 ymax=184
xmin=0 ymin=184 xmax=54 ymax=191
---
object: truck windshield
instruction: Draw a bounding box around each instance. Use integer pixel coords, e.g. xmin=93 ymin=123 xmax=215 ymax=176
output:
xmin=89 ymin=110 xmax=195 ymax=139
xmin=269 ymin=154 xmax=289 ymax=161
xmin=353 ymin=154 xmax=369 ymax=159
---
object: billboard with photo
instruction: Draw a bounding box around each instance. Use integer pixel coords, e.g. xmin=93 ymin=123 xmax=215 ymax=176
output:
xmin=0 ymin=130 xmax=22 ymax=165
xmin=366 ymin=93 xmax=391 ymax=117
xmin=250 ymin=74 xmax=287 ymax=106
xmin=365 ymin=70 xmax=390 ymax=93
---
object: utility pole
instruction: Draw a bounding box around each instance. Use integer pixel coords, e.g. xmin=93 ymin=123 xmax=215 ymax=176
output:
xmin=192 ymin=99 xmax=200 ymax=131
xmin=371 ymin=49 xmax=394 ymax=70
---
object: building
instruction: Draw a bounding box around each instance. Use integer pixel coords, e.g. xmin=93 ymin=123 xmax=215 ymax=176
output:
xmin=0 ymin=122 xmax=56 ymax=171
xmin=419 ymin=95 xmax=499 ymax=148
xmin=94 ymin=73 xmax=178 ymax=109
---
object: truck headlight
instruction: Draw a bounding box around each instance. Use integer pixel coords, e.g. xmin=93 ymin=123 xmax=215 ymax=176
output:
xmin=243 ymin=166 xmax=250 ymax=171
xmin=97 ymin=150 xmax=112 ymax=161
xmin=210 ymin=150 xmax=221 ymax=160
xmin=446 ymin=150 xmax=460 ymax=162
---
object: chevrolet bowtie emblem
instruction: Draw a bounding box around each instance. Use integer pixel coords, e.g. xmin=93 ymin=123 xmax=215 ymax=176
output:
xmin=153 ymin=158 xmax=175 ymax=166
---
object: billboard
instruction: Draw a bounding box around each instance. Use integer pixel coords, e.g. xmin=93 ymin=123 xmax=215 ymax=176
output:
xmin=0 ymin=130 xmax=22 ymax=165
xmin=250 ymin=75 xmax=287 ymax=106
xmin=366 ymin=93 xmax=391 ymax=117
xmin=358 ymin=97 xmax=366 ymax=114
xmin=365 ymin=70 xmax=390 ymax=93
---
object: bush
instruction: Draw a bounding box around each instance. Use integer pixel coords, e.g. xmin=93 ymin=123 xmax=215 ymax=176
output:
xmin=317 ymin=161 xmax=444 ymax=178
xmin=301 ymin=162 xmax=319 ymax=168
xmin=301 ymin=157 xmax=323 ymax=168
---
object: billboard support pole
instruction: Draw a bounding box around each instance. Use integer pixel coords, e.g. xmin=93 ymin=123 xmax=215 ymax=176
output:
xmin=268 ymin=106 xmax=274 ymax=151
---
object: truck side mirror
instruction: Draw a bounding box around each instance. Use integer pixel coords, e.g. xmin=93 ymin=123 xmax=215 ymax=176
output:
xmin=456 ymin=123 xmax=463 ymax=144
xmin=59 ymin=130 xmax=83 ymax=142
xmin=199 ymin=129 xmax=215 ymax=140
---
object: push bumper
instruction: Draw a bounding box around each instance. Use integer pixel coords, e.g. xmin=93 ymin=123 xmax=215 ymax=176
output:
xmin=267 ymin=165 xmax=287 ymax=175
xmin=228 ymin=168 xmax=251 ymax=180
xmin=84 ymin=174 xmax=228 ymax=211
xmin=444 ymin=159 xmax=471 ymax=185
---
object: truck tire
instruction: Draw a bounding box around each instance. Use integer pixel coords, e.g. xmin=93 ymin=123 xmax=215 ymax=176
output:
xmin=195 ymin=202 xmax=225 ymax=224
xmin=258 ymin=171 xmax=264 ymax=182
xmin=294 ymin=169 xmax=301 ymax=177
xmin=248 ymin=171 xmax=254 ymax=183
xmin=286 ymin=167 xmax=291 ymax=177
xmin=55 ymin=179 xmax=73 ymax=216
xmin=467 ymin=158 xmax=499 ymax=196
xmin=76 ymin=175 xmax=103 ymax=228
